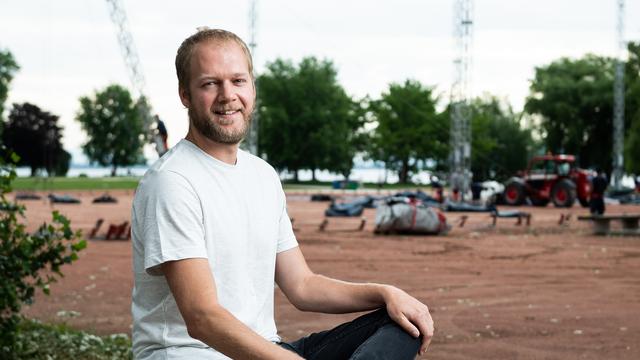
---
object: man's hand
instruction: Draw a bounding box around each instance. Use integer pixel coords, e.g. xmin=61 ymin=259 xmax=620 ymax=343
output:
xmin=382 ymin=286 xmax=434 ymax=356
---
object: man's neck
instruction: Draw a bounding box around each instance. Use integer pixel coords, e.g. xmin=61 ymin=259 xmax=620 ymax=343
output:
xmin=185 ymin=127 xmax=239 ymax=165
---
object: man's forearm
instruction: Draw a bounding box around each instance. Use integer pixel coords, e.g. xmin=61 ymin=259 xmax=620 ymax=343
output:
xmin=188 ymin=304 xmax=301 ymax=360
xmin=291 ymin=274 xmax=394 ymax=313
xmin=161 ymin=259 xmax=301 ymax=360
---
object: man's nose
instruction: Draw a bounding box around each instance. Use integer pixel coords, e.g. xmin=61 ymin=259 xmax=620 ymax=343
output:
xmin=217 ymin=82 xmax=236 ymax=102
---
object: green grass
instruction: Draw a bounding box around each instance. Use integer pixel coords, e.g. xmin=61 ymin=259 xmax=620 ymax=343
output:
xmin=11 ymin=177 xmax=430 ymax=191
xmin=12 ymin=177 xmax=141 ymax=191
xmin=11 ymin=318 xmax=131 ymax=359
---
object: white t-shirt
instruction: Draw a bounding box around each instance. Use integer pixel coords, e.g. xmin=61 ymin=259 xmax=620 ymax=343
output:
xmin=131 ymin=139 xmax=298 ymax=359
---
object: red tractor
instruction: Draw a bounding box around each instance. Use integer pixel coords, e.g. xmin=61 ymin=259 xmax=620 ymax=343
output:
xmin=503 ymin=154 xmax=592 ymax=207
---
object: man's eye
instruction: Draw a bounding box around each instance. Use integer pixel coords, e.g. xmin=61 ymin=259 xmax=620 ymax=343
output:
xmin=234 ymin=79 xmax=247 ymax=84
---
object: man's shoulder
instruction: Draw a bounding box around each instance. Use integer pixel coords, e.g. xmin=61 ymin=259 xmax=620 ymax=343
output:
xmin=136 ymin=142 xmax=201 ymax=196
xmin=239 ymin=150 xmax=279 ymax=177
xmin=143 ymin=140 xmax=208 ymax=181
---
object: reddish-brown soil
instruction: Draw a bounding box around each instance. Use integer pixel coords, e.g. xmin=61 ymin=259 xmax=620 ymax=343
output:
xmin=16 ymin=190 xmax=640 ymax=359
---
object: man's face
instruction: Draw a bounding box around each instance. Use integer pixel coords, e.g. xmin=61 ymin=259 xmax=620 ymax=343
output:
xmin=180 ymin=40 xmax=255 ymax=145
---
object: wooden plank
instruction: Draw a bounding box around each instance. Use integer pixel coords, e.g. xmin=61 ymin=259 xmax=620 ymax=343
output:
xmin=578 ymin=214 xmax=640 ymax=221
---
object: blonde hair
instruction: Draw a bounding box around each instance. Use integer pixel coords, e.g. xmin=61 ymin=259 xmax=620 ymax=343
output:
xmin=175 ymin=28 xmax=254 ymax=91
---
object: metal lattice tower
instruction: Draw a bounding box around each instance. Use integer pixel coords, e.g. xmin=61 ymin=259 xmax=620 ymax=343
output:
xmin=612 ymin=0 xmax=625 ymax=188
xmin=246 ymin=0 xmax=260 ymax=156
xmin=449 ymin=0 xmax=473 ymax=199
xmin=105 ymin=0 xmax=162 ymax=154
xmin=105 ymin=0 xmax=146 ymax=99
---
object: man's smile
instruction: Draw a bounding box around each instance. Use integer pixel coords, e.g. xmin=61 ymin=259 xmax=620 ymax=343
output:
xmin=214 ymin=109 xmax=240 ymax=115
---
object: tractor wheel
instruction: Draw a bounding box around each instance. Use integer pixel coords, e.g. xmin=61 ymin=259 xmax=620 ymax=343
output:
xmin=530 ymin=197 xmax=550 ymax=207
xmin=551 ymin=179 xmax=576 ymax=207
xmin=503 ymin=181 xmax=525 ymax=206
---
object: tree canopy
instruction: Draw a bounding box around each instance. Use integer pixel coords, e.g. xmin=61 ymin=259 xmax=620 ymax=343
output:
xmin=524 ymin=44 xmax=640 ymax=175
xmin=525 ymin=54 xmax=615 ymax=172
xmin=2 ymin=103 xmax=70 ymax=176
xmin=76 ymin=84 xmax=148 ymax=176
xmin=368 ymin=79 xmax=448 ymax=183
xmin=0 ymin=49 xmax=20 ymax=126
xmin=467 ymin=96 xmax=535 ymax=181
xmin=257 ymin=57 xmax=363 ymax=180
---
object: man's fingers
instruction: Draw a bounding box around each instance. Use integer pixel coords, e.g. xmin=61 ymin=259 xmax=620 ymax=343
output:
xmin=417 ymin=320 xmax=433 ymax=354
xmin=394 ymin=313 xmax=420 ymax=338
xmin=414 ymin=311 xmax=434 ymax=355
xmin=419 ymin=336 xmax=432 ymax=355
xmin=416 ymin=311 xmax=434 ymax=338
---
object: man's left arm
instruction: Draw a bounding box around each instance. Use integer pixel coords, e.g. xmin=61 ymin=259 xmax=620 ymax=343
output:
xmin=275 ymin=247 xmax=434 ymax=355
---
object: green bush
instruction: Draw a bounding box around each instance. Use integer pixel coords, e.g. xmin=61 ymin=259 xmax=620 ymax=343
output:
xmin=12 ymin=318 xmax=132 ymax=360
xmin=0 ymin=148 xmax=86 ymax=356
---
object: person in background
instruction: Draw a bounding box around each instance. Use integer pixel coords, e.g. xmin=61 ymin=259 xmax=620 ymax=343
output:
xmin=590 ymin=168 xmax=608 ymax=215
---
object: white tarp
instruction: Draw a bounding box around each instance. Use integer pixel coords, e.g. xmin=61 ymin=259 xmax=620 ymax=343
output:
xmin=375 ymin=200 xmax=449 ymax=235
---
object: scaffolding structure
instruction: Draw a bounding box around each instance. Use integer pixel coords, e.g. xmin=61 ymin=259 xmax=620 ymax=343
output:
xmin=246 ymin=0 xmax=260 ymax=156
xmin=612 ymin=0 xmax=625 ymax=188
xmin=105 ymin=0 xmax=166 ymax=155
xmin=105 ymin=0 xmax=145 ymax=98
xmin=449 ymin=0 xmax=473 ymax=199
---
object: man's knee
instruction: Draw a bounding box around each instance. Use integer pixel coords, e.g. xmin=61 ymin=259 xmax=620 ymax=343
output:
xmin=351 ymin=323 xmax=421 ymax=360
xmin=370 ymin=307 xmax=392 ymax=322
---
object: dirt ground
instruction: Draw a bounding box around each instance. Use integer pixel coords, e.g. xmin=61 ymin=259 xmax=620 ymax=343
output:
xmin=15 ymin=189 xmax=640 ymax=359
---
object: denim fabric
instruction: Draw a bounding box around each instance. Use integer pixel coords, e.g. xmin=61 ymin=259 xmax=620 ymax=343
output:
xmin=278 ymin=308 xmax=421 ymax=360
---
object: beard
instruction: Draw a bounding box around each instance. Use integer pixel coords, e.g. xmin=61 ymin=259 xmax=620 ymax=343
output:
xmin=188 ymin=106 xmax=252 ymax=145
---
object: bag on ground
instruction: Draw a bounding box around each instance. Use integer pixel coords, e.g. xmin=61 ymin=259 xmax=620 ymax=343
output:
xmin=375 ymin=198 xmax=449 ymax=235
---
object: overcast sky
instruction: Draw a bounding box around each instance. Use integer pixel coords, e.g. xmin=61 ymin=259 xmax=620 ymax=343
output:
xmin=1 ymin=0 xmax=639 ymax=164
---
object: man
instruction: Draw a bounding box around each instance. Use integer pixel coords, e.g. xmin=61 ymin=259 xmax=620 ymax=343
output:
xmin=590 ymin=169 xmax=608 ymax=215
xmin=131 ymin=28 xmax=434 ymax=359
xmin=153 ymin=115 xmax=169 ymax=156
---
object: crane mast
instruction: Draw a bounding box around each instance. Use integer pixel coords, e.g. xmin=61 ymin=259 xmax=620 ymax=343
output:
xmin=612 ymin=0 xmax=625 ymax=188
xmin=105 ymin=0 xmax=167 ymax=156
xmin=246 ymin=0 xmax=260 ymax=156
xmin=449 ymin=0 xmax=473 ymax=200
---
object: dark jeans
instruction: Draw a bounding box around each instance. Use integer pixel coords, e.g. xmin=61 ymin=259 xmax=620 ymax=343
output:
xmin=277 ymin=308 xmax=421 ymax=360
xmin=590 ymin=196 xmax=605 ymax=215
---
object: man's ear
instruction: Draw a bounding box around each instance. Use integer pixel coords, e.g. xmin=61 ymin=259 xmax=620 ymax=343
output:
xmin=179 ymin=86 xmax=191 ymax=108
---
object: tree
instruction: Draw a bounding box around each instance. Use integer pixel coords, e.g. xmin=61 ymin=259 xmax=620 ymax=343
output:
xmin=0 ymin=49 xmax=20 ymax=127
xmin=0 ymin=148 xmax=85 ymax=354
xmin=76 ymin=84 xmax=148 ymax=176
xmin=625 ymin=42 xmax=640 ymax=174
xmin=525 ymin=53 xmax=635 ymax=175
xmin=467 ymin=96 xmax=535 ymax=181
xmin=257 ymin=57 xmax=362 ymax=181
xmin=368 ymin=79 xmax=448 ymax=184
xmin=2 ymin=102 xmax=71 ymax=176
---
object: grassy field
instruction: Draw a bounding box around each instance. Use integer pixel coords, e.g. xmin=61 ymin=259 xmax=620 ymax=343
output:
xmin=12 ymin=177 xmax=141 ymax=190
xmin=11 ymin=176 xmax=430 ymax=191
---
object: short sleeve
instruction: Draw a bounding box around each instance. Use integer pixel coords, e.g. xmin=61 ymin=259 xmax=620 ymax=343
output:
xmin=276 ymin=186 xmax=298 ymax=253
xmin=134 ymin=170 xmax=207 ymax=275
